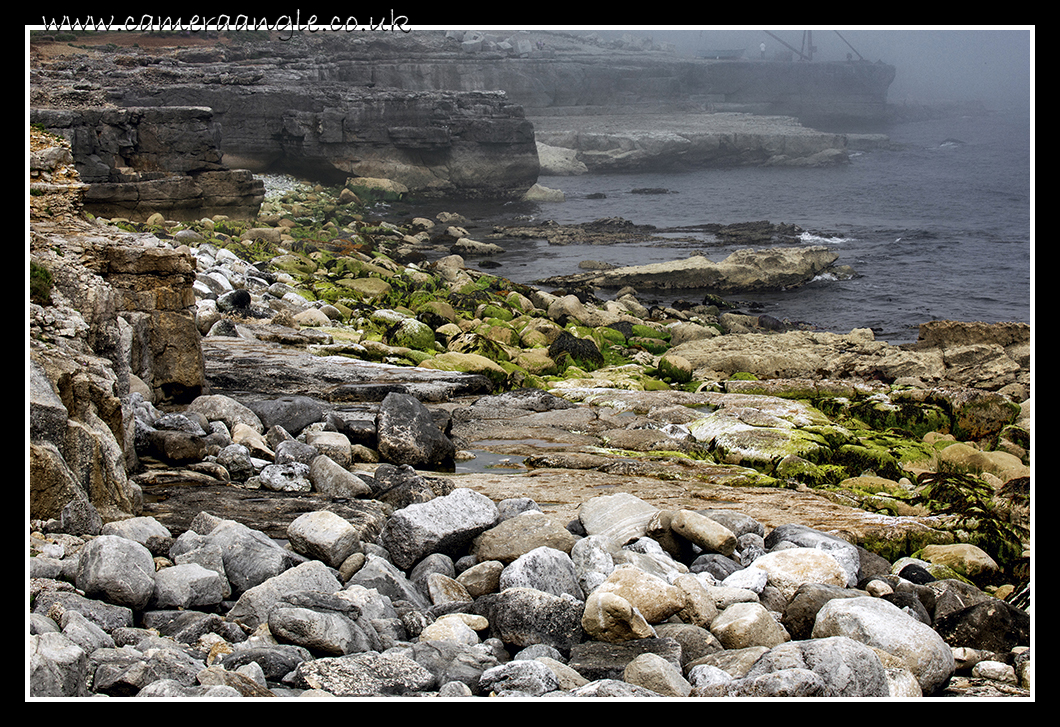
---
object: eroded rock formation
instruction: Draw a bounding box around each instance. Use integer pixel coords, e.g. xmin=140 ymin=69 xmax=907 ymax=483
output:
xmin=31 ymin=107 xmax=264 ymax=221
xmin=30 ymin=127 xmax=206 ymax=523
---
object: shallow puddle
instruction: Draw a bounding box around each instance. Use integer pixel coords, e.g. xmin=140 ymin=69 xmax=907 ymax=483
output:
xmin=455 ymin=450 xmax=528 ymax=474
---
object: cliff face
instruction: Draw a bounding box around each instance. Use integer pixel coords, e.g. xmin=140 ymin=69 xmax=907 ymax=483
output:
xmin=246 ymin=30 xmax=895 ymax=124
xmin=30 ymin=34 xmax=542 ymax=201
xmin=29 ymin=29 xmax=894 ymax=201
xmin=31 ymin=106 xmax=265 ymax=221
xmin=107 ymin=85 xmax=540 ymax=199
xmin=30 ymin=127 xmax=205 ymax=525
xmin=354 ymin=56 xmax=896 ymax=125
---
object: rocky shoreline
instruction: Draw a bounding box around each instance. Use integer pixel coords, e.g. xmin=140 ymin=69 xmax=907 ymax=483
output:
xmin=29 ymin=128 xmax=1031 ymax=699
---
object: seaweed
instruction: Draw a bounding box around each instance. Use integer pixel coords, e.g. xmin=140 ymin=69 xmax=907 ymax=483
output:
xmin=912 ymin=471 xmax=1028 ymax=577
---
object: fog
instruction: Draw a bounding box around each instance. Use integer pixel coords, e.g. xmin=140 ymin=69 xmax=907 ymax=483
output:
xmin=578 ymin=27 xmax=1033 ymax=112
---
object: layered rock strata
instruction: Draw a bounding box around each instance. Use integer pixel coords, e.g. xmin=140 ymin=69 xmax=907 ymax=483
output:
xmin=31 ymin=107 xmax=264 ymax=221
xmin=107 ymin=86 xmax=540 ymax=199
xmin=533 ymin=113 xmax=852 ymax=173
xmin=29 ymin=127 xmax=206 ymax=523
xmin=538 ymin=246 xmax=847 ymax=293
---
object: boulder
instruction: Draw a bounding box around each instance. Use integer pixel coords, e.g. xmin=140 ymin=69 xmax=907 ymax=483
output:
xmin=286 ymin=510 xmax=362 ymax=568
xmin=478 ymin=587 xmax=585 ymax=655
xmin=375 ymin=392 xmax=453 ymax=466
xmin=75 ymin=535 xmax=156 ymax=611
xmin=378 ymin=488 xmax=499 ymax=570
xmin=812 ymin=596 xmax=955 ymax=695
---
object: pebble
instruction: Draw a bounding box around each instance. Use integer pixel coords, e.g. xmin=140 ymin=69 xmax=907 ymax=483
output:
xmin=29 ymin=485 xmax=1032 ymax=698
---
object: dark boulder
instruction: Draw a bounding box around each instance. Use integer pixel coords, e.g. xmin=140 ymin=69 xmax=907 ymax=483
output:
xmin=376 ymin=392 xmax=456 ymax=469
xmin=548 ymin=331 xmax=604 ymax=370
xmin=248 ymin=396 xmax=325 ymax=437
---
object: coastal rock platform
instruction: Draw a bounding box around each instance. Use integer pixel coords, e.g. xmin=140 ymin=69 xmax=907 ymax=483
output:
xmin=533 ymin=112 xmax=855 ymax=173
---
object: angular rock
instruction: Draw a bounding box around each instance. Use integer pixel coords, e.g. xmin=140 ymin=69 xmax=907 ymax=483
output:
xmin=743 ymin=636 xmax=889 ymax=697
xmin=346 ymin=555 xmax=431 ymax=611
xmin=309 ymin=455 xmax=373 ymax=498
xmin=473 ymin=511 xmax=580 ymax=564
xmin=499 ymin=546 xmax=583 ymax=599
xmin=569 ymin=534 xmax=616 ymax=596
xmin=293 ymin=651 xmax=436 ymax=697
xmin=247 ymin=395 xmax=324 ymax=436
xmin=623 ymin=652 xmax=692 ymax=697
xmin=478 ymin=587 xmax=584 ymax=655
xmin=268 ymin=606 xmax=374 ymax=656
xmin=287 ymin=510 xmax=362 ymax=568
xmin=151 ymin=563 xmax=226 ymax=609
xmin=378 ymin=488 xmax=499 ymax=571
xmin=75 ymin=535 xmax=156 ymax=611
xmin=226 ymin=560 xmax=343 ymax=631
xmin=479 ymin=660 xmax=560 ymax=696
xmin=188 ymin=515 xmax=297 ymax=596
xmin=30 ymin=632 xmax=90 ymax=697
xmin=255 ymin=462 xmax=312 ymax=493
xmin=376 ymin=392 xmax=455 ymax=468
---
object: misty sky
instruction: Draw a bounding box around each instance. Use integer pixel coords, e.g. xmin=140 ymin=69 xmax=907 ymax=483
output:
xmin=559 ymin=27 xmax=1033 ymax=111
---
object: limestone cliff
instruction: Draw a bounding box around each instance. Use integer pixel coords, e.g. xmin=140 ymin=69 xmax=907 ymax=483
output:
xmin=107 ymin=85 xmax=540 ymax=199
xmin=30 ymin=127 xmax=205 ymax=526
xmin=30 ymin=106 xmax=265 ymax=222
xmin=29 ymin=28 xmax=895 ymax=199
xmin=29 ymin=33 xmax=541 ymax=201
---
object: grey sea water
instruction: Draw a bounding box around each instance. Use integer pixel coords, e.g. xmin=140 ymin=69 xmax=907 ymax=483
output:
xmin=401 ymin=110 xmax=1031 ymax=345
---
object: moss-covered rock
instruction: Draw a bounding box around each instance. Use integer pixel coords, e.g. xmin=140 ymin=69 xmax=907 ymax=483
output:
xmin=419 ymin=352 xmax=509 ymax=388
xmin=514 ymin=348 xmax=559 ymax=377
xmin=338 ymin=277 xmax=392 ymax=302
xmin=641 ymin=376 xmax=670 ymax=391
xmin=387 ymin=317 xmax=437 ymax=352
xmin=30 ymin=260 xmax=52 ymax=305
xmin=415 ymin=299 xmax=458 ymax=328
xmin=658 ymin=353 xmax=693 ymax=384
xmin=447 ymin=332 xmax=513 ymax=363
xmin=520 ymin=318 xmax=564 ymax=348
xmin=479 ymin=303 xmax=513 ymax=322
xmin=833 ymin=441 xmax=905 ymax=480
xmin=505 ymin=291 xmax=535 ymax=313
xmin=844 ymin=394 xmax=952 ymax=440
xmin=478 ymin=320 xmax=522 ymax=347
xmin=628 ymin=336 xmax=670 ymax=355
xmin=774 ymin=454 xmax=844 ymax=487
xmin=331 ymin=257 xmax=394 ymax=279
xmin=548 ymin=330 xmax=604 ymax=371
xmin=927 ymin=387 xmax=1021 ymax=442
xmin=271 ymin=252 xmax=318 ymax=276
xmin=630 ymin=323 xmax=669 ymax=340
